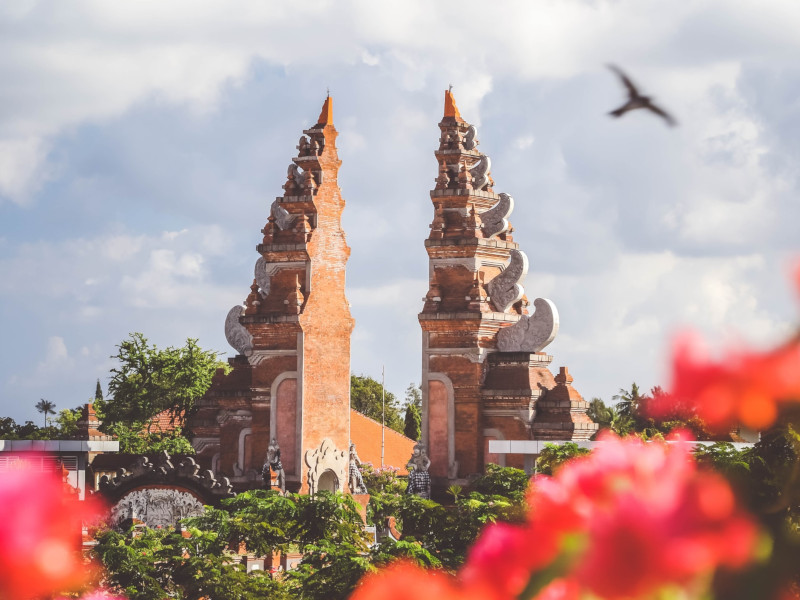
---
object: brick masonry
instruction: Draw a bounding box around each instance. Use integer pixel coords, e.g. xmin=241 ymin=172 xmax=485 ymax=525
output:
xmin=419 ymin=91 xmax=597 ymax=484
xmin=190 ymin=97 xmax=355 ymax=494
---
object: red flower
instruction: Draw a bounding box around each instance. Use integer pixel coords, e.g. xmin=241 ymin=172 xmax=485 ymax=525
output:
xmin=666 ymin=331 xmax=800 ymax=430
xmin=0 ymin=459 xmax=103 ymax=599
xmin=535 ymin=435 xmax=759 ymax=599
xmin=460 ymin=521 xmax=561 ymax=600
xmin=350 ymin=562 xmax=480 ymax=600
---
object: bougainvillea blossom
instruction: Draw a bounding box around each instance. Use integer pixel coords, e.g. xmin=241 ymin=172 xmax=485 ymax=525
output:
xmin=0 ymin=461 xmax=103 ymax=599
xmin=665 ymin=331 xmax=800 ymax=430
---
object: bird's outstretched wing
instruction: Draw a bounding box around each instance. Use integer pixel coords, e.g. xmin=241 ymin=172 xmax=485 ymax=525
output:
xmin=607 ymin=64 xmax=639 ymax=99
xmin=646 ymin=102 xmax=677 ymax=127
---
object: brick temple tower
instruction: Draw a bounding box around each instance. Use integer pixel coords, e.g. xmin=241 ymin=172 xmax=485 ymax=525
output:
xmin=190 ymin=96 xmax=355 ymax=494
xmin=419 ymin=91 xmax=596 ymax=485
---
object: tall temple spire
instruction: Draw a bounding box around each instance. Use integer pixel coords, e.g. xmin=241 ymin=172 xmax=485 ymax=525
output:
xmin=195 ymin=97 xmax=354 ymax=495
xmin=443 ymin=89 xmax=464 ymax=122
xmin=317 ymin=94 xmax=333 ymax=127
xmin=419 ymin=90 xmax=595 ymax=486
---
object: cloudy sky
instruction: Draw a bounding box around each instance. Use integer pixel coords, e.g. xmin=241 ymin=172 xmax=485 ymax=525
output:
xmin=2 ymin=0 xmax=799 ymax=425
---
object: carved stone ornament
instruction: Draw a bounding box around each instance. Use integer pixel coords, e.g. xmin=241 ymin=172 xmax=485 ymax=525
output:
xmin=470 ymin=154 xmax=491 ymax=190
xmin=215 ymin=408 xmax=252 ymax=427
xmin=110 ymin=488 xmax=205 ymax=529
xmin=254 ymin=256 xmax=270 ymax=298
xmin=487 ymin=249 xmax=529 ymax=313
xmin=99 ymin=453 xmax=234 ymax=527
xmin=270 ymin=198 xmax=295 ymax=230
xmin=224 ymin=304 xmax=253 ymax=356
xmin=304 ymin=438 xmax=347 ymax=495
xmin=481 ymin=192 xmax=514 ymax=239
xmin=496 ymin=297 xmax=560 ymax=352
xmin=463 ymin=124 xmax=478 ymax=150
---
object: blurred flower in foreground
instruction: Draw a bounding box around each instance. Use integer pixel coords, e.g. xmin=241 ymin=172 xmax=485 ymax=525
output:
xmin=652 ymin=266 xmax=800 ymax=431
xmin=0 ymin=460 xmax=103 ymax=599
xmin=663 ymin=332 xmax=800 ymax=430
xmin=352 ymin=435 xmax=761 ymax=600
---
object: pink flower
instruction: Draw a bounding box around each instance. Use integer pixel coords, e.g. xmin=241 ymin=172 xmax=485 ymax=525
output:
xmin=664 ymin=331 xmax=800 ymax=430
xmin=350 ymin=562 xmax=480 ymax=600
xmin=533 ymin=434 xmax=759 ymax=599
xmin=0 ymin=459 xmax=103 ymax=599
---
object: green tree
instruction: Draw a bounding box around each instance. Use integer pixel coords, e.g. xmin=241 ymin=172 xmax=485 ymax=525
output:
xmin=95 ymin=378 xmax=104 ymax=402
xmin=54 ymin=407 xmax=82 ymax=438
xmin=97 ymin=333 xmax=227 ymax=433
xmin=404 ymin=382 xmax=422 ymax=409
xmin=613 ymin=382 xmax=643 ymax=419
xmin=587 ymin=397 xmax=613 ymax=428
xmin=35 ymin=398 xmax=56 ymax=428
xmin=536 ymin=442 xmax=591 ymax=476
xmin=403 ymin=402 xmax=421 ymax=440
xmin=350 ymin=374 xmax=404 ymax=434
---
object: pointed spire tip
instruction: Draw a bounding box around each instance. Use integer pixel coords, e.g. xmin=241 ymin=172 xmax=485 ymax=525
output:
xmin=318 ymin=95 xmax=333 ymax=126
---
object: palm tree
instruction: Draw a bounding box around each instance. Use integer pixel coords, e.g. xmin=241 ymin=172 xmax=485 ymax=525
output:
xmin=35 ymin=399 xmax=56 ymax=428
xmin=613 ymin=382 xmax=643 ymax=418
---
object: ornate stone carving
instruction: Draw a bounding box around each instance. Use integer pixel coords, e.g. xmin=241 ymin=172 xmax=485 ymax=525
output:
xmin=348 ymin=442 xmax=367 ymax=494
xmin=215 ymin=408 xmax=252 ymax=427
xmin=224 ymin=305 xmax=253 ymax=356
xmin=110 ymin=488 xmax=205 ymax=529
xmin=463 ymin=124 xmax=478 ymax=150
xmin=304 ymin=438 xmax=347 ymax=495
xmin=470 ymin=154 xmax=491 ymax=191
xmin=270 ymin=198 xmax=295 ymax=230
xmin=254 ymin=256 xmax=270 ymax=298
xmin=99 ymin=453 xmax=234 ymax=508
xmin=481 ymin=192 xmax=514 ymax=239
xmin=496 ymin=297 xmax=560 ymax=352
xmin=487 ymin=249 xmax=528 ymax=313
xmin=405 ymin=442 xmax=431 ymax=499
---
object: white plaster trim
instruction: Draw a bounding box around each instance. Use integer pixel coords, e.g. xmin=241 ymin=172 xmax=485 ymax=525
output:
xmin=248 ymin=349 xmax=298 ymax=366
xmin=482 ymin=428 xmax=506 ymax=467
xmin=211 ymin=452 xmax=220 ymax=475
xmin=192 ymin=437 xmax=219 ymax=454
xmin=237 ymin=427 xmax=252 ymax=475
xmin=270 ymin=370 xmax=300 ymax=476
xmin=430 ymin=257 xmax=507 ymax=276
xmin=424 ymin=372 xmax=456 ymax=478
xmin=297 ymin=331 xmax=304 ymax=478
xmin=426 ymin=347 xmax=488 ymax=364
xmin=264 ymin=260 xmax=307 ymax=276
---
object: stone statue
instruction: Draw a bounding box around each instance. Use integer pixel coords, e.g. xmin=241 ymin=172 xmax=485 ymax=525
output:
xmin=348 ymin=442 xmax=367 ymax=494
xmin=405 ymin=442 xmax=431 ymax=499
xmin=262 ymin=438 xmax=286 ymax=493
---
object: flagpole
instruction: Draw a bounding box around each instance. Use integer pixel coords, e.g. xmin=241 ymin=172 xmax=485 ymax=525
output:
xmin=381 ymin=365 xmax=385 ymax=468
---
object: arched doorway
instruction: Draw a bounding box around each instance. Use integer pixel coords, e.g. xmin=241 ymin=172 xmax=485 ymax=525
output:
xmin=317 ymin=469 xmax=339 ymax=493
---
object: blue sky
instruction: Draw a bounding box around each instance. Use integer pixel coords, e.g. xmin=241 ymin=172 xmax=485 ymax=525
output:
xmin=2 ymin=0 xmax=799 ymax=424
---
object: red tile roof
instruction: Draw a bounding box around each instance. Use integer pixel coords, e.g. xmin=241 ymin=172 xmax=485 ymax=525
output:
xmin=349 ymin=409 xmax=415 ymax=475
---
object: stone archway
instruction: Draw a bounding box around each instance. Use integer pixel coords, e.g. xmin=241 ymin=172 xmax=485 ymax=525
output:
xmin=317 ymin=469 xmax=339 ymax=493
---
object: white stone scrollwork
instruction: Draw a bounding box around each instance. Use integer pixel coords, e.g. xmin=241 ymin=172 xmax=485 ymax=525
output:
xmin=487 ymin=249 xmax=528 ymax=313
xmin=110 ymin=488 xmax=205 ymax=529
xmin=224 ymin=305 xmax=253 ymax=356
xmin=255 ymin=256 xmax=270 ymax=298
xmin=481 ymin=192 xmax=514 ymax=239
xmin=271 ymin=199 xmax=295 ymax=230
xmin=470 ymin=154 xmax=491 ymax=190
xmin=304 ymin=438 xmax=347 ymax=495
xmin=463 ymin=124 xmax=478 ymax=150
xmin=497 ymin=297 xmax=559 ymax=352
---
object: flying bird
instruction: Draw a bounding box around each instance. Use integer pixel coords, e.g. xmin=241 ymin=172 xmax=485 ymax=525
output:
xmin=607 ymin=64 xmax=677 ymax=127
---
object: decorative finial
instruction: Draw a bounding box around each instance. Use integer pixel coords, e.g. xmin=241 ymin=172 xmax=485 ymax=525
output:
xmin=449 ymin=83 xmax=453 ymax=93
